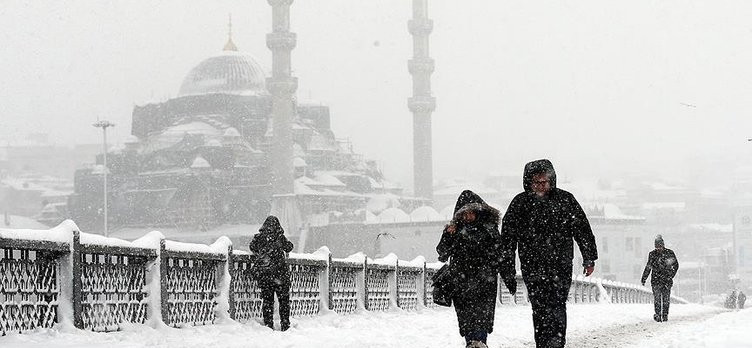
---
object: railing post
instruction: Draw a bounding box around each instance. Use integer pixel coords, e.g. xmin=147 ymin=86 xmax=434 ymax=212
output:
xmin=318 ymin=251 xmax=331 ymax=313
xmin=363 ymin=256 xmax=370 ymax=311
xmin=420 ymin=261 xmax=427 ymax=308
xmin=327 ymin=253 xmax=333 ymax=311
xmin=71 ymin=230 xmax=83 ymax=329
xmin=391 ymin=260 xmax=399 ymax=309
xmin=595 ymin=282 xmax=601 ymax=303
xmin=159 ymin=239 xmax=168 ymax=326
xmin=226 ymin=244 xmax=236 ymax=321
xmin=356 ymin=256 xmax=367 ymax=311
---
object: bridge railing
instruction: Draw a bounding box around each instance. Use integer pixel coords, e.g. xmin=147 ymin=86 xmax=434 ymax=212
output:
xmin=0 ymin=220 xmax=683 ymax=336
xmin=498 ymin=274 xmax=687 ymax=306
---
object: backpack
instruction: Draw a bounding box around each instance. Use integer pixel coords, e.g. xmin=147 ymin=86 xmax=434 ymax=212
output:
xmin=249 ymin=249 xmax=277 ymax=279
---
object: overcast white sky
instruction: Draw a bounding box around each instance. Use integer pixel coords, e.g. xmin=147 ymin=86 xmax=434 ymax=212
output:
xmin=2 ymin=0 xmax=752 ymax=189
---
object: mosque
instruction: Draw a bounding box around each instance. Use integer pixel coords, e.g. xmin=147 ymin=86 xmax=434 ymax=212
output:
xmin=69 ymin=34 xmax=410 ymax=231
xmin=67 ymin=1 xmax=438 ymax=242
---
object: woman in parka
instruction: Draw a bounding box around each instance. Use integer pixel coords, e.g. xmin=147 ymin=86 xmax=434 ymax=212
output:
xmin=249 ymin=215 xmax=294 ymax=331
xmin=437 ymin=190 xmax=503 ymax=348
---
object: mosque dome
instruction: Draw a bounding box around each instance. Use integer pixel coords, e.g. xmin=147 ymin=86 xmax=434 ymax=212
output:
xmin=178 ymin=50 xmax=267 ymax=97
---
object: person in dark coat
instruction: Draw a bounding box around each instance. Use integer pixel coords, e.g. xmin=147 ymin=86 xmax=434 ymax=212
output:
xmin=499 ymin=159 xmax=598 ymax=348
xmin=726 ymin=290 xmax=738 ymax=310
xmin=437 ymin=190 xmax=503 ymax=348
xmin=249 ymin=215 xmax=295 ymax=330
xmin=738 ymin=291 xmax=746 ymax=309
xmin=641 ymin=235 xmax=679 ymax=322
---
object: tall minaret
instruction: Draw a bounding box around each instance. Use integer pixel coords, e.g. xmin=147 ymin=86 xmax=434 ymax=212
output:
xmin=408 ymin=0 xmax=436 ymax=200
xmin=267 ymin=0 xmax=301 ymax=232
xmin=267 ymin=0 xmax=297 ymax=195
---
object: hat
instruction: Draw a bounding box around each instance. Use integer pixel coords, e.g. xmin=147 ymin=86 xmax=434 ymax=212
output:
xmin=655 ymin=235 xmax=665 ymax=248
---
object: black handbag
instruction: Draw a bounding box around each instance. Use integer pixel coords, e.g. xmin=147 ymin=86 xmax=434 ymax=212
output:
xmin=431 ymin=263 xmax=455 ymax=307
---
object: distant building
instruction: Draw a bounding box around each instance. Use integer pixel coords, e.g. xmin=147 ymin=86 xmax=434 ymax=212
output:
xmin=68 ymin=37 xmax=414 ymax=233
xmin=582 ymin=204 xmax=649 ymax=281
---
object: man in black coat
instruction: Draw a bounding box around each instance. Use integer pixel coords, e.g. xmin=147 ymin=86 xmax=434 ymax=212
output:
xmin=500 ymin=159 xmax=598 ymax=348
xmin=641 ymin=235 xmax=679 ymax=322
xmin=437 ymin=190 xmax=503 ymax=348
xmin=250 ymin=215 xmax=295 ymax=330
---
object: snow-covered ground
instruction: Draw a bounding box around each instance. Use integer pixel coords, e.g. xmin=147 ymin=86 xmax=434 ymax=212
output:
xmin=0 ymin=304 xmax=740 ymax=348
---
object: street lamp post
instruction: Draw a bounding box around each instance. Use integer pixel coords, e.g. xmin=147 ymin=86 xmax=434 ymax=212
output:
xmin=92 ymin=120 xmax=114 ymax=237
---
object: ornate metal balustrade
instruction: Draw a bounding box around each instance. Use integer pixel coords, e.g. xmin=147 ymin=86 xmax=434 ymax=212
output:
xmin=396 ymin=264 xmax=422 ymax=311
xmin=0 ymin=221 xmax=686 ymax=336
xmin=79 ymin=244 xmax=154 ymax=332
xmin=328 ymin=260 xmax=361 ymax=314
xmin=423 ymin=267 xmax=438 ymax=308
xmin=161 ymin=247 xmax=223 ymax=328
xmin=229 ymin=253 xmax=262 ymax=323
xmin=365 ymin=265 xmax=391 ymax=311
xmin=288 ymin=258 xmax=325 ymax=317
xmin=0 ymin=239 xmax=65 ymax=336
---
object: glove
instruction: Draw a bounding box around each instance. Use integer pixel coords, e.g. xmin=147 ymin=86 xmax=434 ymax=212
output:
xmin=503 ymin=277 xmax=517 ymax=295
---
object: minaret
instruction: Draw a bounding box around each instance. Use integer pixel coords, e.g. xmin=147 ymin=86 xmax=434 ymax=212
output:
xmin=408 ymin=0 xmax=436 ymax=200
xmin=267 ymin=0 xmax=301 ymax=232
xmin=224 ymin=14 xmax=238 ymax=51
xmin=267 ymin=0 xmax=297 ymax=195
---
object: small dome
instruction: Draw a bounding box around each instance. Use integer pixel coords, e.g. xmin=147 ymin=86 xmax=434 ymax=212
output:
xmin=191 ymin=155 xmax=211 ymax=169
xmin=178 ymin=51 xmax=266 ymax=97
xmin=377 ymin=207 xmax=410 ymax=223
xmin=293 ymin=157 xmax=307 ymax=167
xmin=410 ymin=206 xmax=443 ymax=222
xmin=223 ymin=127 xmax=241 ymax=137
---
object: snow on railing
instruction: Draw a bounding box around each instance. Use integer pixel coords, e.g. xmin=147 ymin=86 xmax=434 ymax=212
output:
xmin=0 ymin=220 xmax=682 ymax=335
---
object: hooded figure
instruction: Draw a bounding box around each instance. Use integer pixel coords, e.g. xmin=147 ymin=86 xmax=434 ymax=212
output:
xmin=738 ymin=291 xmax=747 ymax=309
xmin=499 ymin=159 xmax=598 ymax=348
xmin=436 ymin=190 xmax=502 ymax=348
xmin=641 ymin=234 xmax=678 ymax=322
xmin=249 ymin=215 xmax=294 ymax=330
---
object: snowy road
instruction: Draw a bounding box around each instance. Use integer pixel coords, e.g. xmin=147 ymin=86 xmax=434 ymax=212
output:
xmin=0 ymin=304 xmax=741 ymax=348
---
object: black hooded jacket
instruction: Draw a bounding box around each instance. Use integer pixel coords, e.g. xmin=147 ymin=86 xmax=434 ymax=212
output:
xmin=437 ymin=190 xmax=503 ymax=271
xmin=249 ymin=216 xmax=294 ymax=285
xmin=500 ymin=160 xmax=598 ymax=282
xmin=436 ymin=190 xmax=503 ymax=336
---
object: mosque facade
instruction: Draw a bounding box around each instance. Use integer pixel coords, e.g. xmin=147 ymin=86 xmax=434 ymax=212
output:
xmin=68 ymin=34 xmax=412 ymax=232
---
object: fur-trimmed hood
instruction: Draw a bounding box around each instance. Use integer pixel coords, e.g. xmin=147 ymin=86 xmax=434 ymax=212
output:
xmin=452 ymin=190 xmax=500 ymax=226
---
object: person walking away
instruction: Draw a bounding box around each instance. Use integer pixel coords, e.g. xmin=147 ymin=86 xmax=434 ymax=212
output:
xmin=499 ymin=159 xmax=598 ymax=348
xmin=437 ymin=190 xmax=503 ymax=348
xmin=738 ymin=291 xmax=747 ymax=309
xmin=726 ymin=290 xmax=738 ymax=310
xmin=250 ymin=215 xmax=294 ymax=330
xmin=640 ymin=235 xmax=679 ymax=322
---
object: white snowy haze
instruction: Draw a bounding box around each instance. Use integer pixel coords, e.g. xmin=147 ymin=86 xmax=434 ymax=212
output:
xmin=2 ymin=0 xmax=752 ymax=187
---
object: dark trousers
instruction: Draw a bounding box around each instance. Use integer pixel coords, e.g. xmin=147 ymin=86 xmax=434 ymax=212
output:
xmin=524 ymin=268 xmax=572 ymax=348
xmin=260 ymin=281 xmax=291 ymax=330
xmin=652 ymin=284 xmax=671 ymax=321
